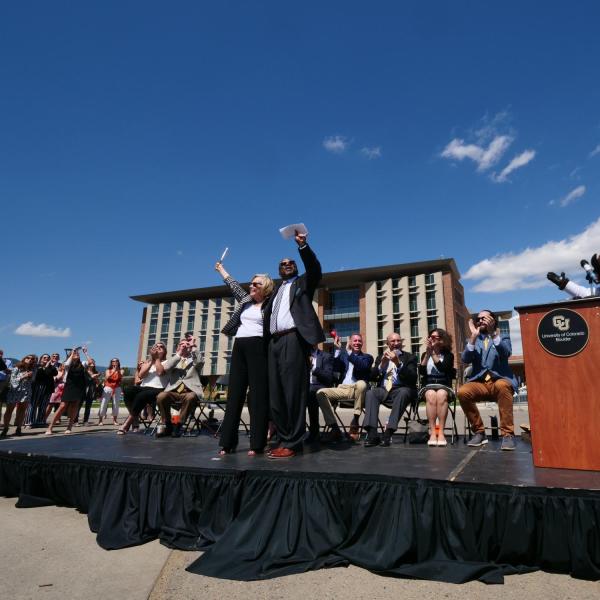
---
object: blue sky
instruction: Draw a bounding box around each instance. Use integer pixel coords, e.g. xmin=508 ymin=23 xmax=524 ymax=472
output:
xmin=2 ymin=1 xmax=599 ymax=365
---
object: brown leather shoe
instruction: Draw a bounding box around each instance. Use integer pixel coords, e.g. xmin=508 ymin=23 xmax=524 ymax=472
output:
xmin=267 ymin=447 xmax=296 ymax=459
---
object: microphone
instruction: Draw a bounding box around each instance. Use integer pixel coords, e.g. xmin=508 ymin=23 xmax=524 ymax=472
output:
xmin=580 ymin=259 xmax=599 ymax=284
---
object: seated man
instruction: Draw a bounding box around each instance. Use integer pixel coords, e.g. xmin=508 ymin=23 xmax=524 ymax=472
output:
xmin=306 ymin=345 xmax=335 ymax=443
xmin=457 ymin=309 xmax=517 ymax=450
xmin=363 ymin=333 xmax=417 ymax=447
xmin=547 ymin=252 xmax=600 ymax=298
xmin=316 ymin=333 xmax=373 ymax=441
xmin=156 ymin=338 xmax=204 ymax=438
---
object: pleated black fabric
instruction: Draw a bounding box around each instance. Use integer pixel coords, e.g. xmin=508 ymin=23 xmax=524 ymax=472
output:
xmin=1 ymin=453 xmax=599 ymax=584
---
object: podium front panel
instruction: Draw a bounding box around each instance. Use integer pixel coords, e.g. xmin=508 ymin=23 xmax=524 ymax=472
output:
xmin=518 ymin=298 xmax=600 ymax=471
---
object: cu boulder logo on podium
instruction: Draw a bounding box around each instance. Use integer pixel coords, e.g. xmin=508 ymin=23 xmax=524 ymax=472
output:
xmin=537 ymin=308 xmax=589 ymax=357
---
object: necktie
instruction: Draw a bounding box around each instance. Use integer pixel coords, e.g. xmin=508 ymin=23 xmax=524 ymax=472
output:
xmin=482 ymin=338 xmax=492 ymax=382
xmin=269 ymin=282 xmax=287 ymax=334
xmin=384 ymin=363 xmax=395 ymax=392
xmin=176 ymin=358 xmax=187 ymax=393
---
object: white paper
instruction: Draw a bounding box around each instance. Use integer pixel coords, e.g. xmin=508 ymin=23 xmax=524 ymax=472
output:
xmin=279 ymin=223 xmax=308 ymax=240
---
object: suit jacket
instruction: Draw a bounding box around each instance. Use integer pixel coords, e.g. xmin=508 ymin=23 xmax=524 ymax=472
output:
xmin=163 ymin=352 xmax=205 ymax=398
xmin=418 ymin=351 xmax=455 ymax=386
xmin=311 ymin=350 xmax=334 ymax=388
xmin=372 ymin=351 xmax=418 ymax=389
xmin=263 ymin=243 xmax=325 ymax=345
xmin=462 ymin=335 xmax=517 ymax=390
xmin=221 ymin=276 xmax=265 ymax=337
xmin=335 ymin=349 xmax=374 ymax=383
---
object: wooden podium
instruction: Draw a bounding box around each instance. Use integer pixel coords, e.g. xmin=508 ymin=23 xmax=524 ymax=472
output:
xmin=517 ymin=297 xmax=600 ymax=471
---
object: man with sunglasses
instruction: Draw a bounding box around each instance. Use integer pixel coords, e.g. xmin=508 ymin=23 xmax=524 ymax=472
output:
xmin=457 ymin=310 xmax=517 ymax=450
xmin=264 ymin=230 xmax=325 ymax=458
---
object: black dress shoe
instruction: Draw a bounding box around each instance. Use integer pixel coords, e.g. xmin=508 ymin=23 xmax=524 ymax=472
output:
xmin=171 ymin=424 xmax=183 ymax=438
xmin=364 ymin=436 xmax=381 ymax=448
xmin=547 ymin=271 xmax=569 ymax=290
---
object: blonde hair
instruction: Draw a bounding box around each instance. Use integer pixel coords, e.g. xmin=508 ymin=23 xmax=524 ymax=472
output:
xmin=252 ymin=273 xmax=274 ymax=298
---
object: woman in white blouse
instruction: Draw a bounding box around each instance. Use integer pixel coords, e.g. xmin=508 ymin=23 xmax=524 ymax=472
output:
xmin=215 ymin=262 xmax=274 ymax=456
xmin=419 ymin=328 xmax=455 ymax=447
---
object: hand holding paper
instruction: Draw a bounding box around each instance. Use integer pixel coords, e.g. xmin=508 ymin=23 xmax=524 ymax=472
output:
xmin=279 ymin=223 xmax=308 ymax=240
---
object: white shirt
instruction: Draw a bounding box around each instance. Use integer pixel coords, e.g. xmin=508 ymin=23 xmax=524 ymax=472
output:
xmin=272 ymin=277 xmax=297 ymax=332
xmin=140 ymin=362 xmax=169 ymax=389
xmin=236 ymin=303 xmax=263 ymax=338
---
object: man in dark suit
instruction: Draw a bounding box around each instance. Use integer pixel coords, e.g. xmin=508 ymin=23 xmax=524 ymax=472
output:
xmin=264 ymin=231 xmax=325 ymax=458
xmin=457 ymin=309 xmax=517 ymax=450
xmin=306 ymin=346 xmax=334 ymax=443
xmin=363 ymin=332 xmax=418 ymax=447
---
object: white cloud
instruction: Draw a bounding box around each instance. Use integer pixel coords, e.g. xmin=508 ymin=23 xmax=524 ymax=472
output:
xmin=463 ymin=217 xmax=600 ymax=292
xmin=493 ymin=149 xmax=536 ymax=182
xmin=554 ymin=185 xmax=586 ymax=208
xmin=322 ymin=135 xmax=349 ymax=154
xmin=15 ymin=322 xmax=71 ymax=338
xmin=360 ymin=146 xmax=381 ymax=159
xmin=441 ymin=135 xmax=513 ymax=172
xmin=589 ymin=144 xmax=600 ymax=158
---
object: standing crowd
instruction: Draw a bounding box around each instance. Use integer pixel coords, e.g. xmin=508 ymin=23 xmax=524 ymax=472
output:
xmin=0 ymin=347 xmax=125 ymax=437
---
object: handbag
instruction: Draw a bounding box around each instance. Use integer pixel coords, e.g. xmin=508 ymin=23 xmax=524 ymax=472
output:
xmin=406 ymin=418 xmax=429 ymax=444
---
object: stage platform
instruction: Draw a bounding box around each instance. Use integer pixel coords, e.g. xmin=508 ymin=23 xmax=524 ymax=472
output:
xmin=1 ymin=430 xmax=599 ymax=584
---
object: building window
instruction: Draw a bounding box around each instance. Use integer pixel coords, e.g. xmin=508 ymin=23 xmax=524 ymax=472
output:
xmin=176 ymin=302 xmax=184 ymax=312
xmin=151 ymin=305 xmax=159 ymax=315
xmin=425 ymin=273 xmax=435 ymax=286
xmin=149 ymin=321 xmax=157 ymax=335
xmin=409 ymin=293 xmax=418 ymax=313
xmin=215 ymin=298 xmax=222 ymax=309
xmin=427 ymin=315 xmax=438 ymax=331
xmin=212 ymin=334 xmax=220 ymax=349
xmin=200 ymin=316 xmax=208 ymax=330
xmin=410 ymin=318 xmax=419 ymax=338
xmin=199 ymin=335 xmax=206 ymax=352
xmin=392 ymin=294 xmax=400 ymax=314
xmin=376 ymin=280 xmax=384 ymax=292
xmin=408 ymin=275 xmax=417 ymax=288
xmin=377 ymin=296 xmax=384 ymax=316
xmin=426 ymin=290 xmax=436 ymax=310
xmin=174 ymin=316 xmax=182 ymax=333
xmin=392 ymin=278 xmax=400 ymax=289
xmin=499 ymin=320 xmax=510 ymax=338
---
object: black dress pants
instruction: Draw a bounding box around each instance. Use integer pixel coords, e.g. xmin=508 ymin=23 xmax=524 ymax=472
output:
xmin=268 ymin=331 xmax=309 ymax=450
xmin=123 ymin=385 xmax=162 ymax=416
xmin=307 ymin=384 xmax=324 ymax=434
xmin=219 ymin=336 xmax=269 ymax=451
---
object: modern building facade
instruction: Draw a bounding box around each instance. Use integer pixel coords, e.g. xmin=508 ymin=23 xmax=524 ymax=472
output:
xmin=131 ymin=258 xmax=471 ymax=377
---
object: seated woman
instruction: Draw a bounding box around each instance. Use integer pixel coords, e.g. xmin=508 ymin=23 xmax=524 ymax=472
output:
xmin=119 ymin=342 xmax=168 ymax=434
xmin=215 ymin=261 xmax=273 ymax=456
xmin=419 ymin=328 xmax=455 ymax=447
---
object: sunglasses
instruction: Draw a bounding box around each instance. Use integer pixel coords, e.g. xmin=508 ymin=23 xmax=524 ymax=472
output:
xmin=279 ymin=261 xmax=296 ymax=267
xmin=249 ymin=281 xmax=263 ymax=287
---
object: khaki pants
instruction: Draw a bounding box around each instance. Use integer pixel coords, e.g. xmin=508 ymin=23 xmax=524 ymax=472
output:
xmin=457 ymin=379 xmax=514 ymax=436
xmin=316 ymin=382 xmax=368 ymax=426
xmin=156 ymin=390 xmax=198 ymax=425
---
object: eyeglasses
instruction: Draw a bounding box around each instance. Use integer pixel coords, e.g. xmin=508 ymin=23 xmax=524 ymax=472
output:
xmin=249 ymin=281 xmax=263 ymax=287
xmin=279 ymin=261 xmax=296 ymax=267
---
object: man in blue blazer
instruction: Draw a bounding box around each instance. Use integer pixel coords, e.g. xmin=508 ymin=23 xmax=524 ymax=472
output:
xmin=457 ymin=309 xmax=517 ymax=450
xmin=316 ymin=333 xmax=374 ymax=441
